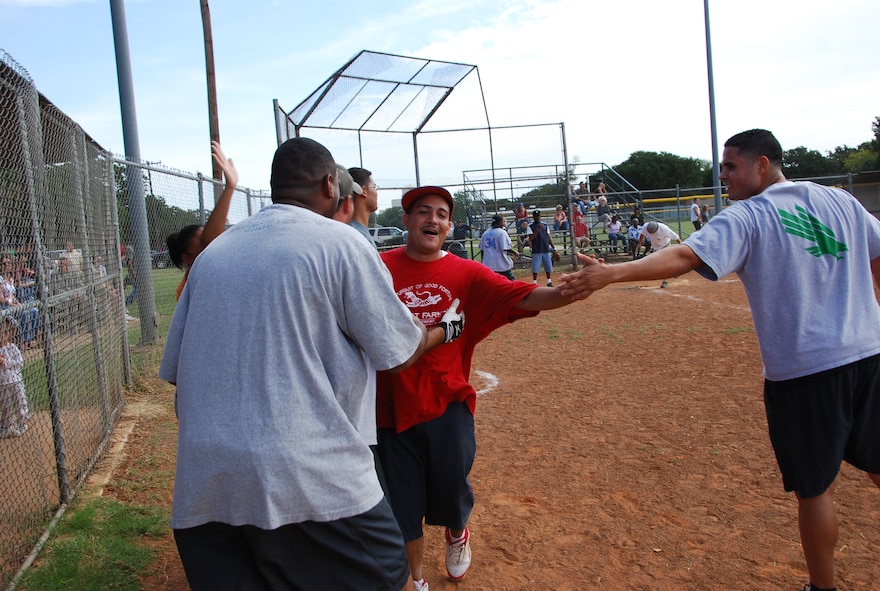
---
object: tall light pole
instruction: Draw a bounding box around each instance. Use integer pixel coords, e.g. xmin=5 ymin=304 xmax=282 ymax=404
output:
xmin=110 ymin=0 xmax=157 ymax=343
xmin=703 ymin=0 xmax=723 ymax=213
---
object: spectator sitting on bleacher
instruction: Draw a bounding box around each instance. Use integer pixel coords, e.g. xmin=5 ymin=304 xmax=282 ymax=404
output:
xmin=627 ymin=217 xmax=645 ymax=258
xmin=573 ymin=214 xmax=590 ymax=249
xmin=571 ymin=186 xmax=587 ymax=216
xmin=606 ymin=215 xmax=625 ymax=253
xmin=595 ymin=196 xmax=612 ymax=226
xmin=630 ymin=206 xmax=644 ymax=226
xmin=553 ymin=205 xmax=569 ymax=231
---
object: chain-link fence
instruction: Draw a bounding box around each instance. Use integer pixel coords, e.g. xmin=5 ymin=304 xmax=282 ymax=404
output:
xmin=1 ymin=49 xmax=128 ymax=587
xmin=0 ymin=50 xmax=268 ymax=589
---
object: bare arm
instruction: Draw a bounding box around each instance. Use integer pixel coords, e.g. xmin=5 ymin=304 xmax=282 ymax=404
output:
xmin=557 ymin=245 xmax=703 ymax=301
xmin=201 ymin=141 xmax=239 ymax=249
xmin=515 ymin=286 xmax=575 ymax=311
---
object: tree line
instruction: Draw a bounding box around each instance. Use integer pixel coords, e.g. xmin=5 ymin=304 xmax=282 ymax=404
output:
xmin=605 ymin=116 xmax=879 ymax=191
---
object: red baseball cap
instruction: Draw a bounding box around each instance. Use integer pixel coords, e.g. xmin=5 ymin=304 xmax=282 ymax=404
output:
xmin=401 ymin=186 xmax=454 ymax=214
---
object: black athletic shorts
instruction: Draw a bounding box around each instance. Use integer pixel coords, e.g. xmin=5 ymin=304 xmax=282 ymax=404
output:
xmin=173 ymin=499 xmax=409 ymax=591
xmin=377 ymin=401 xmax=476 ymax=542
xmin=764 ymin=353 xmax=880 ymax=498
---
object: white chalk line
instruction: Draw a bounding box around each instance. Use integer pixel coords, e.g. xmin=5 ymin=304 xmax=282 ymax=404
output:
xmin=473 ymin=370 xmax=500 ymax=397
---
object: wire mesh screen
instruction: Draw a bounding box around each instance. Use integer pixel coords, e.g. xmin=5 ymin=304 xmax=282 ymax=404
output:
xmin=0 ymin=49 xmax=261 ymax=588
xmin=1 ymin=50 xmax=127 ymax=586
xmin=288 ymin=50 xmax=475 ymax=134
xmin=113 ymin=159 xmax=255 ymax=329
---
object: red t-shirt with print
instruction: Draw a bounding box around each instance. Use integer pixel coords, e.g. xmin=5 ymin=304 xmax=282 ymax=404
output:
xmin=377 ymin=248 xmax=538 ymax=433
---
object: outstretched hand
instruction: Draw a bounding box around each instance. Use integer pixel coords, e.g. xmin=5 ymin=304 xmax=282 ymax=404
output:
xmin=557 ymin=252 xmax=608 ymax=301
xmin=211 ymin=141 xmax=239 ymax=188
xmin=438 ymin=298 xmax=465 ymax=343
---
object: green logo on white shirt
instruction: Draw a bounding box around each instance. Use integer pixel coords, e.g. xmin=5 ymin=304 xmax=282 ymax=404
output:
xmin=778 ymin=205 xmax=847 ymax=259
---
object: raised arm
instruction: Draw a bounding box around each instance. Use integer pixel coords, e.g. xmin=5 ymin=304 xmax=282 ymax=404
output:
xmin=201 ymin=141 xmax=239 ymax=249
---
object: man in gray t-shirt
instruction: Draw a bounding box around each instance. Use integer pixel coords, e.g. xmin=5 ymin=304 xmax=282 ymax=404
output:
xmin=559 ymin=129 xmax=880 ymax=591
xmin=159 ymin=138 xmax=463 ymax=590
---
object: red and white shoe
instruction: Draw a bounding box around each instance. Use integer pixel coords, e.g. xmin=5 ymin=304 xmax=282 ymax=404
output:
xmin=445 ymin=527 xmax=472 ymax=580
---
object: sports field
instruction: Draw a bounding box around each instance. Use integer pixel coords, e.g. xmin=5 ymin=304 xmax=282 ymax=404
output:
xmin=100 ymin=268 xmax=879 ymax=590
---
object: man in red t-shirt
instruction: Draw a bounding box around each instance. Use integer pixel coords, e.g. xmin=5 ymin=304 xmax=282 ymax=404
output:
xmin=377 ymin=186 xmax=583 ymax=590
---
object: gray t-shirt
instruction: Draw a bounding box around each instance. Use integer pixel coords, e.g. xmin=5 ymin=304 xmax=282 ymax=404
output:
xmin=159 ymin=204 xmax=422 ymax=530
xmin=479 ymin=227 xmax=514 ymax=272
xmin=349 ymin=220 xmax=375 ymax=246
xmin=685 ymin=181 xmax=880 ymax=381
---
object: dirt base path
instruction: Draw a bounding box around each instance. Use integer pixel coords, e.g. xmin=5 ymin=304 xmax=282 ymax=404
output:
xmin=100 ymin=270 xmax=879 ymax=590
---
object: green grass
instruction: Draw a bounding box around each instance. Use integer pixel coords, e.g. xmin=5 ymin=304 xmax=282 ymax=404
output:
xmin=722 ymin=326 xmax=754 ymax=334
xmin=17 ymin=498 xmax=167 ymax=591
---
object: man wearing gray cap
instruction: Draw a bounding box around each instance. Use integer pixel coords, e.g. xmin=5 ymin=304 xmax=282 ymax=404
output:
xmin=349 ymin=167 xmax=380 ymax=245
xmin=333 ymin=164 xmax=364 ymax=223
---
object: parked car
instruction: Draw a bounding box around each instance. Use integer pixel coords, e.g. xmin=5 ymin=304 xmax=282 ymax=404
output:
xmin=46 ymin=249 xmax=66 ymax=269
xmin=151 ymin=249 xmax=171 ymax=268
xmin=368 ymin=226 xmax=405 ymax=247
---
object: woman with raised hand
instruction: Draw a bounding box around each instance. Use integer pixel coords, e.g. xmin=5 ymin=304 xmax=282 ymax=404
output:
xmin=167 ymin=141 xmax=238 ymax=300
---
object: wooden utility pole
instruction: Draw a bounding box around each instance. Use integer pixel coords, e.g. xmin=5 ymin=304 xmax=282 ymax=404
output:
xmin=200 ymin=0 xmax=222 ymax=196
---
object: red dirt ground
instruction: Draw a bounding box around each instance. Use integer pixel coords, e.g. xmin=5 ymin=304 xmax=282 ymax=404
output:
xmin=102 ymin=270 xmax=880 ymax=590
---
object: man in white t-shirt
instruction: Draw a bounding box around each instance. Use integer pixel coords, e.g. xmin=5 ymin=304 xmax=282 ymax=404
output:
xmin=559 ymin=129 xmax=880 ymax=591
xmin=637 ymin=221 xmax=682 ymax=287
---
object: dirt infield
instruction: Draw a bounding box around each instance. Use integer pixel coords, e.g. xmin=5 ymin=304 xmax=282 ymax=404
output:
xmin=104 ymin=269 xmax=879 ymax=590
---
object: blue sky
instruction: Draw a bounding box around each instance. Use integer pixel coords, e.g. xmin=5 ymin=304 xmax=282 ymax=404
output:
xmin=1 ymin=0 xmax=878 ymax=209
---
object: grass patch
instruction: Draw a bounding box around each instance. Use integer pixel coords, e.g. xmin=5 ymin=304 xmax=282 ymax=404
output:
xmin=722 ymin=326 xmax=754 ymax=334
xmin=18 ymin=497 xmax=167 ymax=591
xmin=601 ymin=326 xmax=626 ymax=344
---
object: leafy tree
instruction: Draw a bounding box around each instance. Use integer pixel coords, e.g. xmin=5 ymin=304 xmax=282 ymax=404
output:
xmin=827 ymin=145 xmax=857 ymax=172
xmin=520 ymin=179 xmax=568 ymax=207
xmin=610 ymin=151 xmax=710 ymax=190
xmin=782 ymin=146 xmax=845 ymax=178
xmin=115 ymin=163 xmax=201 ymax=249
xmin=376 ymin=206 xmax=404 ymax=229
xmin=844 ymin=149 xmax=879 ymax=173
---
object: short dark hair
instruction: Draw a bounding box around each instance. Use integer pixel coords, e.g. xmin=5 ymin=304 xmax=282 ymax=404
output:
xmin=348 ymin=167 xmax=372 ymax=187
xmin=270 ymin=137 xmax=336 ymax=203
xmin=724 ymin=129 xmax=783 ymax=167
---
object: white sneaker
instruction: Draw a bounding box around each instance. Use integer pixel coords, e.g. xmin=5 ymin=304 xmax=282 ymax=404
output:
xmin=445 ymin=527 xmax=472 ymax=580
xmin=532 ymin=280 xmax=538 ymax=285
xmin=413 ymin=578 xmax=429 ymax=591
